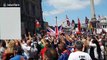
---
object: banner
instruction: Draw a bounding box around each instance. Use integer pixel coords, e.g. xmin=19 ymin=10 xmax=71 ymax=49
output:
xmin=0 ymin=7 xmax=21 ymax=40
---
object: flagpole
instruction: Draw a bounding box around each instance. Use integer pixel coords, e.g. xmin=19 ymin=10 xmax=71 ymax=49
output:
xmin=55 ymin=16 xmax=58 ymax=39
xmin=55 ymin=16 xmax=57 ymax=26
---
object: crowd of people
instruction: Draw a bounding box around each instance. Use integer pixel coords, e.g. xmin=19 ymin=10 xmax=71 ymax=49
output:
xmin=0 ymin=31 xmax=107 ymax=60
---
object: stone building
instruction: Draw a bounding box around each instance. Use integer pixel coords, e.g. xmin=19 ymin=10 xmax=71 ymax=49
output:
xmin=97 ymin=16 xmax=107 ymax=32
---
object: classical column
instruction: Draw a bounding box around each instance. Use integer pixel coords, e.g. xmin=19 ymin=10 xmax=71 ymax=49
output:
xmin=90 ymin=0 xmax=96 ymax=21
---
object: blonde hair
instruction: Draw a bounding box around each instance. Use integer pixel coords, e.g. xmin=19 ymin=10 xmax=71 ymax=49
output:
xmin=7 ymin=40 xmax=15 ymax=53
xmin=41 ymin=39 xmax=46 ymax=46
xmin=41 ymin=38 xmax=50 ymax=48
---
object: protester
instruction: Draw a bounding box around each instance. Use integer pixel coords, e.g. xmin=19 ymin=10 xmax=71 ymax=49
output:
xmin=40 ymin=38 xmax=51 ymax=60
xmin=0 ymin=31 xmax=106 ymax=60
xmin=10 ymin=45 xmax=24 ymax=60
xmin=0 ymin=40 xmax=6 ymax=60
xmin=22 ymin=40 xmax=31 ymax=60
xmin=68 ymin=41 xmax=92 ymax=60
xmin=2 ymin=40 xmax=15 ymax=60
xmin=58 ymin=48 xmax=71 ymax=60
xmin=43 ymin=48 xmax=58 ymax=60
xmin=89 ymin=36 xmax=104 ymax=60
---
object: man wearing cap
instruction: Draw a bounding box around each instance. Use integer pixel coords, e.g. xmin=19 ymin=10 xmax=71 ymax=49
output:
xmin=68 ymin=41 xmax=92 ymax=60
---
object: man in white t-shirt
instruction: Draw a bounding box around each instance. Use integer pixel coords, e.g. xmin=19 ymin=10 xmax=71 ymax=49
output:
xmin=68 ymin=41 xmax=92 ymax=60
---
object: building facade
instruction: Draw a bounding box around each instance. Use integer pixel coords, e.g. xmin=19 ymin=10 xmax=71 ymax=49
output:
xmin=0 ymin=0 xmax=43 ymax=35
xmin=98 ymin=16 xmax=107 ymax=32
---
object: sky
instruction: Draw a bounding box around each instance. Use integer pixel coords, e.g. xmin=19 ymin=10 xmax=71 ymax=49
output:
xmin=42 ymin=0 xmax=107 ymax=26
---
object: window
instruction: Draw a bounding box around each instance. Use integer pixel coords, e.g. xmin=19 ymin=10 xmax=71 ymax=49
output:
xmin=103 ymin=25 xmax=107 ymax=28
xmin=103 ymin=25 xmax=104 ymax=28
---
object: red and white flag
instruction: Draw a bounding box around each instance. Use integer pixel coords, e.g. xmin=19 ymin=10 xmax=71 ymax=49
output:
xmin=55 ymin=26 xmax=59 ymax=39
xmin=85 ymin=17 xmax=89 ymax=24
xmin=35 ymin=20 xmax=41 ymax=28
xmin=47 ymin=27 xmax=55 ymax=36
xmin=78 ymin=18 xmax=81 ymax=32
xmin=58 ymin=25 xmax=63 ymax=34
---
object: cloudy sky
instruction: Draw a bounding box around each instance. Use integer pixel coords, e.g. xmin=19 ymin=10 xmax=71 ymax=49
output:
xmin=42 ymin=0 xmax=107 ymax=26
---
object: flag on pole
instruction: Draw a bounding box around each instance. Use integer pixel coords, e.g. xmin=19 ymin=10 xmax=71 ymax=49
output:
xmin=88 ymin=22 xmax=93 ymax=30
xmin=47 ymin=27 xmax=55 ymax=36
xmin=66 ymin=15 xmax=70 ymax=26
xmin=58 ymin=25 xmax=63 ymax=34
xmin=78 ymin=18 xmax=81 ymax=32
xmin=85 ymin=17 xmax=89 ymax=24
xmin=71 ymin=20 xmax=75 ymax=29
xmin=85 ymin=17 xmax=89 ymax=29
xmin=35 ymin=20 xmax=41 ymax=28
xmin=55 ymin=26 xmax=59 ymax=39
xmin=88 ymin=22 xmax=94 ymax=34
